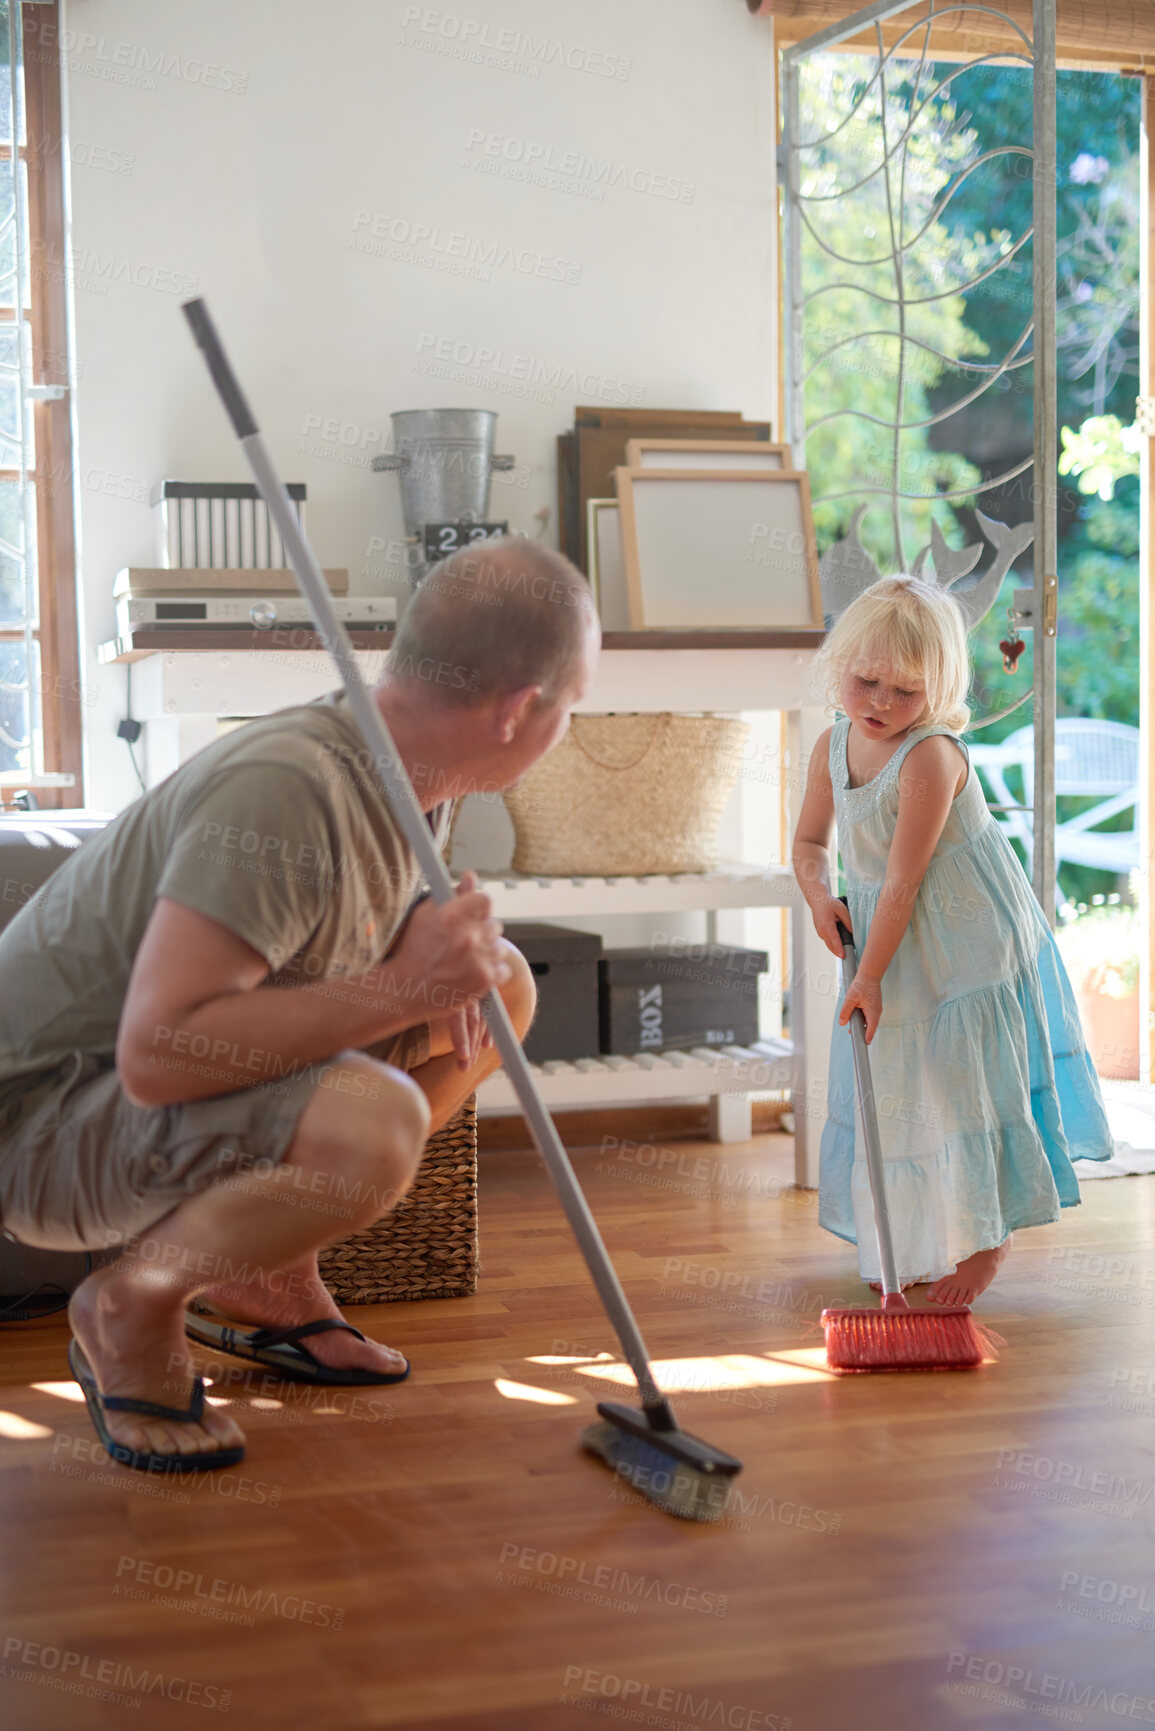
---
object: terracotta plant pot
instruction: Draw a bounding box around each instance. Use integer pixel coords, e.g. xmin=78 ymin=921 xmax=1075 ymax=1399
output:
xmin=1076 ymin=984 xmax=1140 ymax=1081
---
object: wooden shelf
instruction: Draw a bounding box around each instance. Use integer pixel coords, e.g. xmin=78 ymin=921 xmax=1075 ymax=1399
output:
xmin=98 ymin=625 xmax=824 ymax=665
xmin=97 ymin=627 xmax=395 ymax=664
xmin=600 ymin=630 xmax=825 ymax=650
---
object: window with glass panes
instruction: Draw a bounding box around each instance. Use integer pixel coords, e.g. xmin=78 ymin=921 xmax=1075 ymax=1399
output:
xmin=0 ymin=1 xmax=80 ymax=807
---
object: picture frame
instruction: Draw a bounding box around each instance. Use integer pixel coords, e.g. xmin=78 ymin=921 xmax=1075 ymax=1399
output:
xmin=613 ymin=467 xmax=822 ymax=630
xmin=564 ymin=411 xmax=771 ymax=570
xmin=585 ymin=498 xmax=630 ymax=630
xmin=623 ymin=437 xmax=790 ymax=472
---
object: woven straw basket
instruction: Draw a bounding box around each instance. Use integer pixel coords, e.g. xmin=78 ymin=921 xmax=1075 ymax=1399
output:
xmin=503 ymin=713 xmax=750 ymax=876
xmin=318 ymin=1097 xmax=477 ymax=1304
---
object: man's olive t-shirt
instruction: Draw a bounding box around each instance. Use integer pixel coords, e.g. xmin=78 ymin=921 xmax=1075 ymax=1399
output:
xmin=0 ymin=692 xmax=451 ymax=1099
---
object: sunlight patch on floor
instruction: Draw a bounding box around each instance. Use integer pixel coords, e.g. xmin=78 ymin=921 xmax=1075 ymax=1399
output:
xmin=0 ymin=1410 xmax=52 ymax=1439
xmin=527 ymin=1353 xmax=618 ymax=1367
xmin=763 ymin=1347 xmax=838 ymax=1374
xmin=494 ymin=1378 xmax=578 ymax=1406
xmin=565 ymin=1351 xmax=838 ymax=1392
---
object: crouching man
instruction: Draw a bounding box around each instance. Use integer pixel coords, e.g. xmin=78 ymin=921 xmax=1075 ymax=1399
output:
xmin=0 ymin=538 xmax=598 ymax=1472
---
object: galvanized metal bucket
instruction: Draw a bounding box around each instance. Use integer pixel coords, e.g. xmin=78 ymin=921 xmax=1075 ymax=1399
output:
xmin=373 ymin=409 xmax=513 ymax=535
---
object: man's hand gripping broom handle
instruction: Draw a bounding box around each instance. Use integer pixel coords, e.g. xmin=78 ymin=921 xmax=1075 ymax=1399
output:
xmin=181 ymin=297 xmax=677 ymax=1430
xmin=835 ymin=909 xmax=910 ymax=1313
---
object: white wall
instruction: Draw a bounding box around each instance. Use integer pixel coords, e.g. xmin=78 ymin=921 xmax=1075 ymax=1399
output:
xmin=58 ymin=0 xmax=779 ymax=811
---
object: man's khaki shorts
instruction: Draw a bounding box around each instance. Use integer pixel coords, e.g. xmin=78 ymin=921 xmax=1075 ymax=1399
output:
xmin=0 ymin=1025 xmax=431 ymax=1254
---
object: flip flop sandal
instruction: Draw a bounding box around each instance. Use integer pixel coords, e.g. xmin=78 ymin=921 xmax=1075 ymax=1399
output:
xmin=184 ymin=1307 xmax=411 ymax=1386
xmin=67 ymin=1338 xmax=245 ymax=1474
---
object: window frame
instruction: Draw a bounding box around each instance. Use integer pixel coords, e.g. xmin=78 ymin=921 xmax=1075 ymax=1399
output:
xmin=0 ymin=0 xmax=81 ymax=809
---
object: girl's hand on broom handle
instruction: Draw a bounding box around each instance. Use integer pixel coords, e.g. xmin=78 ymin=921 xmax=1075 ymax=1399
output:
xmin=839 ymin=971 xmax=882 ymax=1043
xmin=811 ymin=891 xmax=850 ymax=958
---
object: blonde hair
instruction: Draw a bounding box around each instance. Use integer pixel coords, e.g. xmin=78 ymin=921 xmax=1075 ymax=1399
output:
xmin=817 ymin=574 xmax=971 ymax=733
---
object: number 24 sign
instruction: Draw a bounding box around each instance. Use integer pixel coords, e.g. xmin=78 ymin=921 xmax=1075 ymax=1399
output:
xmin=423 ymin=521 xmax=509 ymax=561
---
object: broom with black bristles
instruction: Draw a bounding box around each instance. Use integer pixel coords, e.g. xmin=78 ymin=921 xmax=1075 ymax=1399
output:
xmin=821 ymin=914 xmax=995 ymax=1372
xmin=181 ymin=298 xmax=743 ymax=1521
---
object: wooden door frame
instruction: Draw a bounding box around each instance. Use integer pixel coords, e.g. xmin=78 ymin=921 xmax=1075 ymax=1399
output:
xmin=1142 ymin=77 xmax=1152 ymax=1082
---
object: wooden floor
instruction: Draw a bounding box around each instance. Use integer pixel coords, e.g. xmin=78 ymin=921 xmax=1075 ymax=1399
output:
xmin=2 ymin=1132 xmax=1155 ymax=1731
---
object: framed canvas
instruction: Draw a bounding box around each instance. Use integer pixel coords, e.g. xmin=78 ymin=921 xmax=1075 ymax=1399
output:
xmin=614 ymin=468 xmax=822 ymax=630
xmin=567 ymin=412 xmax=771 ymax=569
xmin=624 ymin=437 xmax=790 ymax=472
xmin=586 ymin=498 xmax=630 ymax=630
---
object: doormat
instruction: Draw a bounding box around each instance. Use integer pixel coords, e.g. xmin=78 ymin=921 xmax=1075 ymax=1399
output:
xmin=1076 ymin=1081 xmax=1155 ymax=1179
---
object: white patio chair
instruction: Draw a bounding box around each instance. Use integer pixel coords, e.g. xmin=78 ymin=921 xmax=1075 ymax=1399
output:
xmin=967 ymin=718 xmax=1140 ymax=882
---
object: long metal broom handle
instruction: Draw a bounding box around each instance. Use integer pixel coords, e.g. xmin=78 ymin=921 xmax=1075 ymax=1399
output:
xmin=181 ymin=299 xmax=676 ymax=1427
xmin=835 ymin=914 xmax=904 ymax=1305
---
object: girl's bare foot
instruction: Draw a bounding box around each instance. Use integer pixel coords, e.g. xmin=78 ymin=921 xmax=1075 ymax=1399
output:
xmin=197 ymin=1254 xmax=408 ymax=1378
xmin=69 ymin=1264 xmax=247 ymax=1461
xmin=925 ymin=1237 xmax=1012 ymax=1306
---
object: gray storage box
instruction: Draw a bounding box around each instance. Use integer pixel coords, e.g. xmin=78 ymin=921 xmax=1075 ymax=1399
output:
xmin=506 ymin=922 xmax=602 ymax=1064
xmin=599 ymin=943 xmax=768 ymax=1055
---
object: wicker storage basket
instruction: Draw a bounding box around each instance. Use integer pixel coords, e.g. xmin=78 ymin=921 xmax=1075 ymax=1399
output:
xmin=503 ymin=713 xmax=750 ymax=876
xmin=318 ymin=1097 xmax=477 ymax=1304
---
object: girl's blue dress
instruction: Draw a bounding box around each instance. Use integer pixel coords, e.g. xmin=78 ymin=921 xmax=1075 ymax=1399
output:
xmin=819 ymin=717 xmax=1113 ymax=1280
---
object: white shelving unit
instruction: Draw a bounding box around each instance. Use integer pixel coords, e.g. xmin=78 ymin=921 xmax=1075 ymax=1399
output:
xmin=106 ymin=630 xmax=834 ymax=1185
xmin=475 ymin=863 xmax=801 ymax=1141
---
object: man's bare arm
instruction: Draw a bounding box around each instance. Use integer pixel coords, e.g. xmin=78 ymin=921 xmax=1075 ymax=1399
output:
xmin=116 ymin=877 xmax=509 ymax=1106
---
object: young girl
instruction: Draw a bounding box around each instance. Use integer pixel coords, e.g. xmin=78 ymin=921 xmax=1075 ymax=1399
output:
xmin=792 ymin=574 xmax=1113 ymax=1304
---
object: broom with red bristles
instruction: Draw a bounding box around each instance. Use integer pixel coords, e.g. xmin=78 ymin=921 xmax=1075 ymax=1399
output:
xmin=820 ymin=914 xmax=996 ymax=1373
